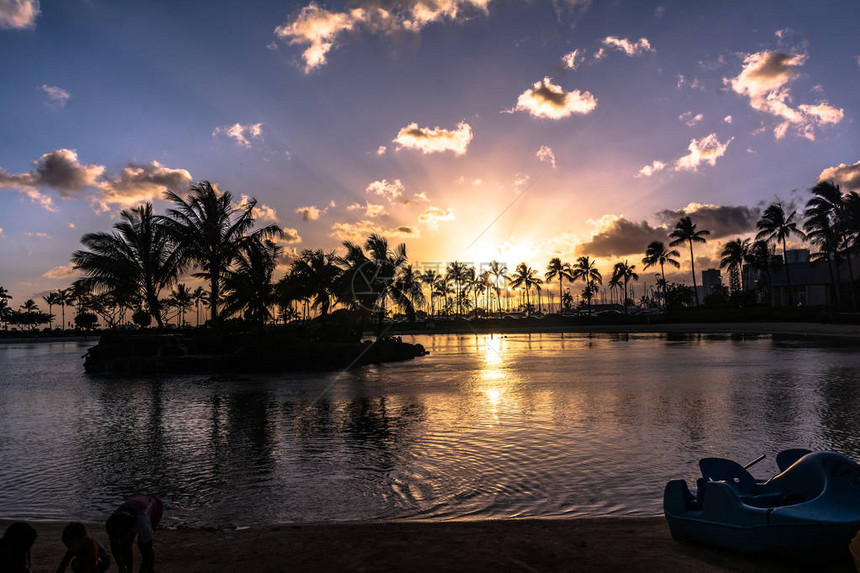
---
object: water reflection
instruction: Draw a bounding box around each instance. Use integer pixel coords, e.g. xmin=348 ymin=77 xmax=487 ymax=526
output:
xmin=0 ymin=334 xmax=859 ymax=525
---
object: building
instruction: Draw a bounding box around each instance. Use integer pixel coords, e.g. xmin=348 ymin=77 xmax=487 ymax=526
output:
xmin=769 ymin=254 xmax=859 ymax=307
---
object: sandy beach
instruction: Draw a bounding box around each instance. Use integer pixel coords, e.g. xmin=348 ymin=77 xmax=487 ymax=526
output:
xmin=9 ymin=517 xmax=856 ymax=573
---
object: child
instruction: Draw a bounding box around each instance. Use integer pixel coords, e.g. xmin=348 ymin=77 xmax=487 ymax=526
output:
xmin=0 ymin=522 xmax=37 ymax=573
xmin=56 ymin=522 xmax=110 ymax=573
xmin=105 ymin=494 xmax=163 ymax=573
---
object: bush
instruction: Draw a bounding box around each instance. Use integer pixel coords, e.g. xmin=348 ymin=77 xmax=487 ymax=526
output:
xmin=132 ymin=309 xmax=152 ymax=328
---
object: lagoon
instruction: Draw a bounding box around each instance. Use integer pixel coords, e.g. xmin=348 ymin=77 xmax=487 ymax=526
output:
xmin=0 ymin=333 xmax=858 ymax=527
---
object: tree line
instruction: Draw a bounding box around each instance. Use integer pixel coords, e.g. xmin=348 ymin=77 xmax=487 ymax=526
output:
xmin=2 ymin=179 xmax=858 ymax=332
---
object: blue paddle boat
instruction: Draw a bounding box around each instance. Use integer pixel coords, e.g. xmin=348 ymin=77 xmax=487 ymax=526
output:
xmin=664 ymin=450 xmax=860 ymax=558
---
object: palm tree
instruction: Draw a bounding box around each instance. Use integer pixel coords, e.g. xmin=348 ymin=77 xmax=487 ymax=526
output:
xmin=804 ymin=210 xmax=843 ymax=307
xmin=72 ymin=203 xmax=183 ymax=327
xmin=191 ymin=286 xmax=206 ymax=326
xmin=420 ymin=269 xmax=442 ymax=317
xmin=508 ymin=263 xmax=542 ymax=315
xmin=488 ymin=261 xmax=507 ymax=315
xmin=0 ymin=286 xmax=11 ymax=329
xmin=169 ymin=284 xmax=193 ymax=326
xmin=669 ymin=216 xmax=710 ymax=306
xmin=290 ymin=249 xmax=342 ymax=318
xmin=744 ymin=239 xmax=774 ymax=300
xmin=756 ymin=201 xmax=805 ymax=306
xmin=446 ymin=261 xmax=469 ymax=316
xmin=571 ymin=256 xmax=602 ymax=313
xmin=221 ymin=238 xmax=282 ymax=323
xmin=394 ymin=264 xmax=425 ymax=320
xmin=55 ymin=288 xmax=74 ymax=330
xmin=642 ymin=241 xmax=680 ymax=310
xmin=42 ymin=291 xmax=60 ymax=329
xmin=612 ymin=260 xmax=639 ymax=313
xmin=719 ymin=238 xmax=750 ymax=295
xmin=807 ymin=181 xmax=856 ymax=308
xmin=545 ymin=257 xmax=573 ymax=314
xmin=162 ymin=181 xmax=282 ymax=323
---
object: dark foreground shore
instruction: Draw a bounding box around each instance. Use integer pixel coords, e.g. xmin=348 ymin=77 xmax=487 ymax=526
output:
xmin=9 ymin=517 xmax=855 ymax=573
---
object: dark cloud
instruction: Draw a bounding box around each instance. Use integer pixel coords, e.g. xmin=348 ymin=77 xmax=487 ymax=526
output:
xmin=576 ymin=218 xmax=668 ymax=257
xmin=656 ymin=204 xmax=760 ymax=239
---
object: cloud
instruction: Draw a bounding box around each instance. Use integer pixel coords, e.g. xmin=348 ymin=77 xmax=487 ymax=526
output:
xmin=536 ymin=145 xmax=556 ymax=168
xmin=24 ymin=231 xmax=50 ymax=239
xmin=0 ymin=149 xmax=105 ymax=210
xmin=676 ymin=74 xmax=704 ymax=91
xmin=366 ymin=178 xmax=406 ymax=202
xmin=657 ymin=203 xmax=760 ymax=239
xmin=393 ymin=121 xmax=473 ymax=155
xmin=274 ymin=1 xmax=493 ymax=73
xmin=510 ymin=76 xmax=597 ymax=119
xmin=39 ymin=85 xmax=70 ymax=108
xmin=418 ymin=206 xmax=455 ymax=228
xmin=99 ymin=161 xmax=192 ymax=209
xmin=279 ymin=227 xmax=302 ymax=244
xmin=0 ymin=0 xmax=39 ymax=29
xmin=297 ymin=205 xmax=324 ymax=221
xmin=330 ymin=219 xmax=420 ymax=242
xmin=233 ymin=194 xmax=279 ymax=223
xmin=212 ymin=122 xmax=263 ymax=147
xmin=818 ymin=160 xmax=860 ymax=191
xmin=376 ymin=145 xmax=387 ymax=156
xmin=723 ymin=115 xmax=733 ymax=124
xmin=561 ymin=48 xmax=585 ymax=70
xmin=678 ymin=111 xmax=703 ymax=126
xmin=674 ymin=133 xmax=733 ymax=171
xmin=726 ymin=50 xmax=843 ymax=140
xmin=576 ymin=215 xmax=667 ymax=257
xmin=601 ymin=36 xmax=654 ymax=56
xmin=636 ymin=160 xmax=665 ymax=178
xmin=347 ymin=201 xmax=387 ymax=218
xmin=42 ymin=263 xmax=79 ymax=280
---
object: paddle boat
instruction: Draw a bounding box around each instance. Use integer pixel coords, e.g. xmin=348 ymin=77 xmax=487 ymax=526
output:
xmin=664 ymin=449 xmax=860 ymax=558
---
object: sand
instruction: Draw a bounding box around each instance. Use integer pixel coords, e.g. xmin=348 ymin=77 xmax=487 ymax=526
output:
xmin=9 ymin=517 xmax=856 ymax=573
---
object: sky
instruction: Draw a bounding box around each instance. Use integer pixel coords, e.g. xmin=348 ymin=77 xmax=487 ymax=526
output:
xmin=1 ymin=0 xmax=860 ymax=302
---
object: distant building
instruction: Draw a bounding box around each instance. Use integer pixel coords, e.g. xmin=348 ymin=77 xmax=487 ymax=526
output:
xmin=784 ymin=249 xmax=810 ymax=264
xmin=770 ymin=255 xmax=859 ymax=306
xmin=701 ymin=269 xmax=722 ymax=294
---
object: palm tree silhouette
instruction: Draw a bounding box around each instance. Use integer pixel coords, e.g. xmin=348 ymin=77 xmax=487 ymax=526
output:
xmin=571 ymin=256 xmax=602 ymax=313
xmin=756 ymin=201 xmax=805 ymax=306
xmin=807 ymin=181 xmax=856 ymax=308
xmin=545 ymin=257 xmax=573 ymax=314
xmin=55 ymin=288 xmax=73 ymax=330
xmin=642 ymin=241 xmax=680 ymax=310
xmin=394 ymin=264 xmax=425 ymax=320
xmin=191 ymin=286 xmax=206 ymax=326
xmin=446 ymin=261 xmax=468 ymax=316
xmin=488 ymin=261 xmax=507 ymax=316
xmin=169 ymin=283 xmax=193 ymax=326
xmin=804 ymin=210 xmax=843 ymax=307
xmin=509 ymin=262 xmax=542 ymax=315
xmin=719 ymin=238 xmax=750 ymax=295
xmin=669 ymin=216 xmax=710 ymax=307
xmin=222 ymin=238 xmax=282 ymax=323
xmin=290 ymin=249 xmax=342 ymax=318
xmin=42 ymin=291 xmax=59 ymax=329
xmin=72 ymin=203 xmax=182 ymax=327
xmin=162 ymin=181 xmax=282 ymax=323
xmin=419 ymin=269 xmax=442 ymax=317
xmin=612 ymin=260 xmax=639 ymax=313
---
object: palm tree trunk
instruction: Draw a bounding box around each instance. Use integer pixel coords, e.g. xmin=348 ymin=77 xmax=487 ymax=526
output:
xmin=843 ymin=245 xmax=857 ymax=309
xmin=61 ymin=303 xmax=66 ymax=331
xmin=826 ymin=257 xmax=838 ymax=307
xmin=833 ymin=256 xmax=843 ymax=307
xmin=210 ymin=275 xmax=219 ymax=322
xmin=689 ymin=239 xmax=699 ymax=306
xmin=782 ymin=238 xmax=794 ymax=306
xmin=624 ymin=280 xmax=629 ymax=314
xmin=660 ymin=261 xmax=666 ymax=310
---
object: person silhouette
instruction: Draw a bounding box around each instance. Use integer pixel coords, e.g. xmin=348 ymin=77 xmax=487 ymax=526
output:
xmin=0 ymin=522 xmax=38 ymax=573
xmin=105 ymin=494 xmax=163 ymax=573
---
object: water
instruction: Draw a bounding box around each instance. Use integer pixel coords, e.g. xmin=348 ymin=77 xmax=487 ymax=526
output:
xmin=1 ymin=333 xmax=859 ymax=527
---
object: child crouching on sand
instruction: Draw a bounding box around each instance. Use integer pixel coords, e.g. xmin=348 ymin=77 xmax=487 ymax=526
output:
xmin=56 ymin=522 xmax=111 ymax=573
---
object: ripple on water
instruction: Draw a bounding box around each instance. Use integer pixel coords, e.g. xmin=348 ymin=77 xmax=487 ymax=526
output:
xmin=1 ymin=334 xmax=860 ymax=525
